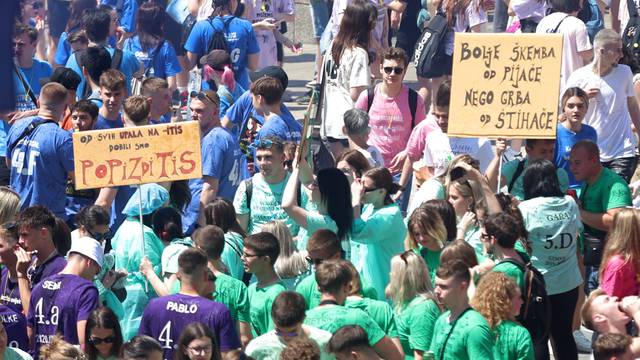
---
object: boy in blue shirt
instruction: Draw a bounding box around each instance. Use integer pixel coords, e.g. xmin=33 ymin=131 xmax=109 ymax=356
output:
xmin=250 ymin=77 xmax=301 ymax=144
xmin=13 ymin=23 xmax=52 ymax=113
xmin=96 ymin=69 xmax=126 ymax=130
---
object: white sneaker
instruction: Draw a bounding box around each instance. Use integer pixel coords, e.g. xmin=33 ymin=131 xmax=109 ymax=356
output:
xmin=573 ymin=330 xmax=592 ymax=353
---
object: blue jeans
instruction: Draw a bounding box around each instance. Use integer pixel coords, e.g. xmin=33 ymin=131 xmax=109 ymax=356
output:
xmin=309 ymin=0 xmax=330 ymax=39
xmin=585 ymin=265 xmax=599 ymax=295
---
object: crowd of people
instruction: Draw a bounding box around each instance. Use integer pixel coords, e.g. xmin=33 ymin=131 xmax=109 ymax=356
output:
xmin=3 ymin=0 xmax=640 ymax=359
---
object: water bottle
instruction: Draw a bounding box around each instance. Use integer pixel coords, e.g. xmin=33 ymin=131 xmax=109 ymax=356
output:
xmin=186 ymin=68 xmax=202 ymax=119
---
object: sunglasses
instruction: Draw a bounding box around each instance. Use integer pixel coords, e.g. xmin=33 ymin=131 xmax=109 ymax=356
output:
xmin=206 ymin=271 xmax=217 ymax=282
xmin=190 ymin=91 xmax=217 ymax=105
xmin=305 ymin=256 xmax=323 ymax=266
xmin=89 ymin=336 xmax=116 ymax=345
xmin=383 ymin=66 xmax=404 ymax=75
xmin=3 ymin=222 xmax=17 ymax=231
xmin=88 ymin=229 xmax=110 ymax=242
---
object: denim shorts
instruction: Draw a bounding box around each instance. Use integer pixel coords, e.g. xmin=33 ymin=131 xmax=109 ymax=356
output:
xmin=309 ymin=0 xmax=330 ymax=39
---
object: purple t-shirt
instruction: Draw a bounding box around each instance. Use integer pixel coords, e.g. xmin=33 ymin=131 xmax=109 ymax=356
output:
xmin=0 ymin=304 xmax=28 ymax=351
xmin=27 ymin=274 xmax=99 ymax=356
xmin=139 ymin=293 xmax=240 ymax=359
xmin=28 ymin=253 xmax=67 ymax=288
xmin=0 ymin=268 xmax=22 ymax=313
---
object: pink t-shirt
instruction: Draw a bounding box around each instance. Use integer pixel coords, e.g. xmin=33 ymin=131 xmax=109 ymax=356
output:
xmin=355 ymin=84 xmax=426 ymax=168
xmin=600 ymin=255 xmax=640 ymax=298
xmin=405 ymin=115 xmax=443 ymax=161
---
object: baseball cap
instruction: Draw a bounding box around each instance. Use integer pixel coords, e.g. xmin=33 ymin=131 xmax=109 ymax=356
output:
xmin=199 ymin=50 xmax=232 ymax=71
xmin=68 ymin=237 xmax=104 ymax=268
xmin=249 ymin=66 xmax=289 ymax=90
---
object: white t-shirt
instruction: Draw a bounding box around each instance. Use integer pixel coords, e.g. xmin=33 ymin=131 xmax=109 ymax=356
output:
xmin=565 ymin=64 xmax=638 ymax=161
xmin=449 ymin=137 xmax=493 ymax=172
xmin=357 ymin=146 xmax=385 ymax=167
xmin=536 ymin=13 xmax=592 ymax=88
xmin=422 ymin=130 xmax=454 ymax=167
xmin=510 ymin=0 xmax=547 ymax=22
xmin=321 ymin=45 xmax=371 ymax=139
xmin=443 ymin=1 xmax=487 ymax=55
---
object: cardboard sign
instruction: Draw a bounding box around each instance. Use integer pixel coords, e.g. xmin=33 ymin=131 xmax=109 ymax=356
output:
xmin=73 ymin=122 xmax=202 ymax=190
xmin=448 ymin=33 xmax=563 ymax=139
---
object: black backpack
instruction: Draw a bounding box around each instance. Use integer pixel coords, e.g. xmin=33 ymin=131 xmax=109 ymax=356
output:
xmin=413 ymin=10 xmax=450 ymax=78
xmin=501 ymin=258 xmax=552 ymax=345
xmin=207 ymin=16 xmax=235 ymax=54
xmin=623 ymin=0 xmax=640 ymax=60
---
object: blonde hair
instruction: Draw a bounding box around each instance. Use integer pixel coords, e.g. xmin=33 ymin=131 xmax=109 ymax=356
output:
xmin=261 ymin=221 xmax=309 ymax=279
xmin=406 ymin=206 xmax=447 ymax=250
xmin=388 ymin=251 xmax=438 ymax=311
xmin=470 ymin=272 xmax=519 ymax=329
xmin=0 ymin=187 xmax=20 ymax=224
xmin=599 ymin=208 xmax=640 ymax=287
xmin=39 ymin=335 xmax=87 ymax=360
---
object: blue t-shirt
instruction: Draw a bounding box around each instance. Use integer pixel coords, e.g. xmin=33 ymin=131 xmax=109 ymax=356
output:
xmin=554 ymin=123 xmax=598 ymax=188
xmin=123 ymin=37 xmax=182 ymax=79
xmin=95 ymin=114 xmax=123 ymax=130
xmin=55 ymin=30 xmax=118 ymax=66
xmin=6 ymin=117 xmax=74 ymax=219
xmin=225 ymin=91 xmax=297 ymax=140
xmin=183 ymin=127 xmax=245 ymax=234
xmin=150 ymin=112 xmax=172 ymax=125
xmin=100 ymin=0 xmax=138 ymax=33
xmin=184 ymin=15 xmax=260 ymax=89
xmin=256 ymin=113 xmax=302 ymax=143
xmin=66 ymin=46 xmax=141 ymax=97
xmin=112 ymin=185 xmax=137 ymax=229
xmin=19 ymin=59 xmax=52 ymax=96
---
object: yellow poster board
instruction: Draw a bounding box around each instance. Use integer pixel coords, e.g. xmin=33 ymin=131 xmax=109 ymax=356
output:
xmin=448 ymin=33 xmax=563 ymax=139
xmin=73 ymin=121 xmax=202 ymax=190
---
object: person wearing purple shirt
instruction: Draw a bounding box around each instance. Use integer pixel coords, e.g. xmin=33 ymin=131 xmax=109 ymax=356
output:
xmin=27 ymin=237 xmax=103 ymax=356
xmin=15 ymin=206 xmax=67 ymax=307
xmin=0 ymin=304 xmax=28 ymax=351
xmin=139 ymin=248 xmax=240 ymax=359
xmin=182 ymin=91 xmax=246 ymax=234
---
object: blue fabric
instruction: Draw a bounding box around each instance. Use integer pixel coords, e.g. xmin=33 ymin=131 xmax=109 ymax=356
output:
xmin=6 ymin=117 xmax=74 ymax=219
xmin=184 ymin=16 xmax=260 ymax=89
xmin=66 ymin=46 xmax=141 ymax=97
xmin=100 ymin=0 xmax=138 ymax=33
xmin=95 ymin=114 xmax=123 ymax=130
xmin=150 ymin=112 xmax=172 ymax=125
xmin=554 ymin=123 xmax=598 ymax=188
xmin=183 ymin=127 xmax=245 ymax=234
xmin=112 ymin=185 xmax=137 ymax=229
xmin=219 ymin=84 xmax=245 ymax=119
xmin=20 ymin=59 xmax=52 ymax=96
xmin=0 ymin=121 xmax=11 ymax=157
xmin=225 ymin=91 xmax=297 ymax=140
xmin=54 ymin=30 xmax=73 ymax=66
xmin=256 ymin=113 xmax=302 ymax=143
xmin=123 ymin=36 xmax=182 ymax=79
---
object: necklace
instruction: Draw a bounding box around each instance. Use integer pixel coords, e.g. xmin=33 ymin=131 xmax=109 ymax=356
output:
xmin=0 ymin=273 xmax=17 ymax=306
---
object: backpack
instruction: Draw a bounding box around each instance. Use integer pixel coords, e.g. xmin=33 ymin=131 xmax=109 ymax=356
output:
xmin=367 ymin=86 xmax=419 ymax=129
xmin=507 ymin=159 xmax=526 ymax=193
xmin=413 ymin=10 xmax=450 ymax=78
xmin=623 ymin=0 xmax=640 ymax=61
xmin=207 ymin=16 xmax=235 ymax=54
xmin=501 ymin=258 xmax=552 ymax=345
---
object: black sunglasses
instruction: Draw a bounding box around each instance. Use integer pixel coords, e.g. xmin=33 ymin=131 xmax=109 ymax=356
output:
xmin=88 ymin=228 xmax=110 ymax=242
xmin=383 ymin=66 xmax=404 ymax=75
xmin=89 ymin=336 xmax=116 ymax=345
xmin=190 ymin=91 xmax=217 ymax=105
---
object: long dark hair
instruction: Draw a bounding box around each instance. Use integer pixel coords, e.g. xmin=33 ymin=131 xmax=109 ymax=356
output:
xmin=336 ymin=149 xmax=371 ymax=178
xmin=317 ymin=168 xmax=353 ymax=240
xmin=363 ymin=167 xmax=403 ymax=205
xmin=204 ymin=198 xmax=247 ymax=238
xmin=523 ymin=159 xmax=564 ymax=200
xmin=66 ymin=0 xmax=96 ymax=32
xmin=85 ymin=307 xmax=123 ymax=360
xmin=175 ymin=322 xmax=222 ymax=360
xmin=136 ymin=2 xmax=165 ymax=45
xmin=331 ymin=1 xmax=372 ymax=65
xmin=152 ymin=207 xmax=184 ymax=243
xmin=170 ymin=180 xmax=192 ymax=214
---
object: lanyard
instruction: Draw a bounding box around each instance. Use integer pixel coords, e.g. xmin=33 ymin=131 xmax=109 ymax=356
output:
xmin=439 ymin=307 xmax=471 ymax=360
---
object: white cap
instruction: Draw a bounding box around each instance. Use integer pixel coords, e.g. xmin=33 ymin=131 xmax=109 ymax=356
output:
xmin=68 ymin=237 xmax=104 ymax=268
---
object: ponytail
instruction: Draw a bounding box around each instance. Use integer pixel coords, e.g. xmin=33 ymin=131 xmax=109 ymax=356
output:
xmin=220 ymin=65 xmax=236 ymax=92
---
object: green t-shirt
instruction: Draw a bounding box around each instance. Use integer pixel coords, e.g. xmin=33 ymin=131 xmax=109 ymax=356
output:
xmin=345 ymin=296 xmax=398 ymax=337
xmin=429 ymin=309 xmax=494 ymax=360
xmin=491 ymin=251 xmax=530 ymax=292
xmin=296 ymin=273 xmax=378 ymax=310
xmin=247 ymin=282 xmax=286 ymax=336
xmin=233 ymin=173 xmax=299 ymax=235
xmin=296 ymin=212 xmax=339 ymax=251
xmin=245 ymin=325 xmax=333 ymax=360
xmin=304 ymin=304 xmax=386 ymax=346
xmin=351 ymin=203 xmax=407 ymax=300
xmin=464 ymin=226 xmax=483 ymax=258
xmin=221 ymin=231 xmax=245 ymax=281
xmin=214 ymin=272 xmax=250 ymax=323
xmin=492 ymin=320 xmax=534 ymax=360
xmin=396 ymin=296 xmax=441 ymax=359
xmin=579 ymin=167 xmax=632 ymax=238
xmin=3 ymin=348 xmax=32 ymax=360
xmin=518 ymin=195 xmax=583 ymax=295
xmin=406 ymin=178 xmax=446 ymax=219
xmin=502 ymin=158 xmax=569 ymax=200
xmin=418 ymin=247 xmax=442 ymax=285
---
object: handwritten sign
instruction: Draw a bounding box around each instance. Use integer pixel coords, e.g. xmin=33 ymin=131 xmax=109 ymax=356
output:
xmin=448 ymin=33 xmax=562 ymax=139
xmin=73 ymin=122 xmax=202 ymax=190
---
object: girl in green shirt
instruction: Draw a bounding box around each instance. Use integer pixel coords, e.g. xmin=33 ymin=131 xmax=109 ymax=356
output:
xmin=204 ymin=198 xmax=248 ymax=281
xmin=387 ymin=251 xmax=441 ymax=360
xmin=262 ymin=220 xmax=309 ymax=289
xmin=406 ymin=206 xmax=447 ymax=285
xmin=85 ymin=307 xmax=123 ymax=360
xmin=470 ymin=272 xmax=534 ymax=360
